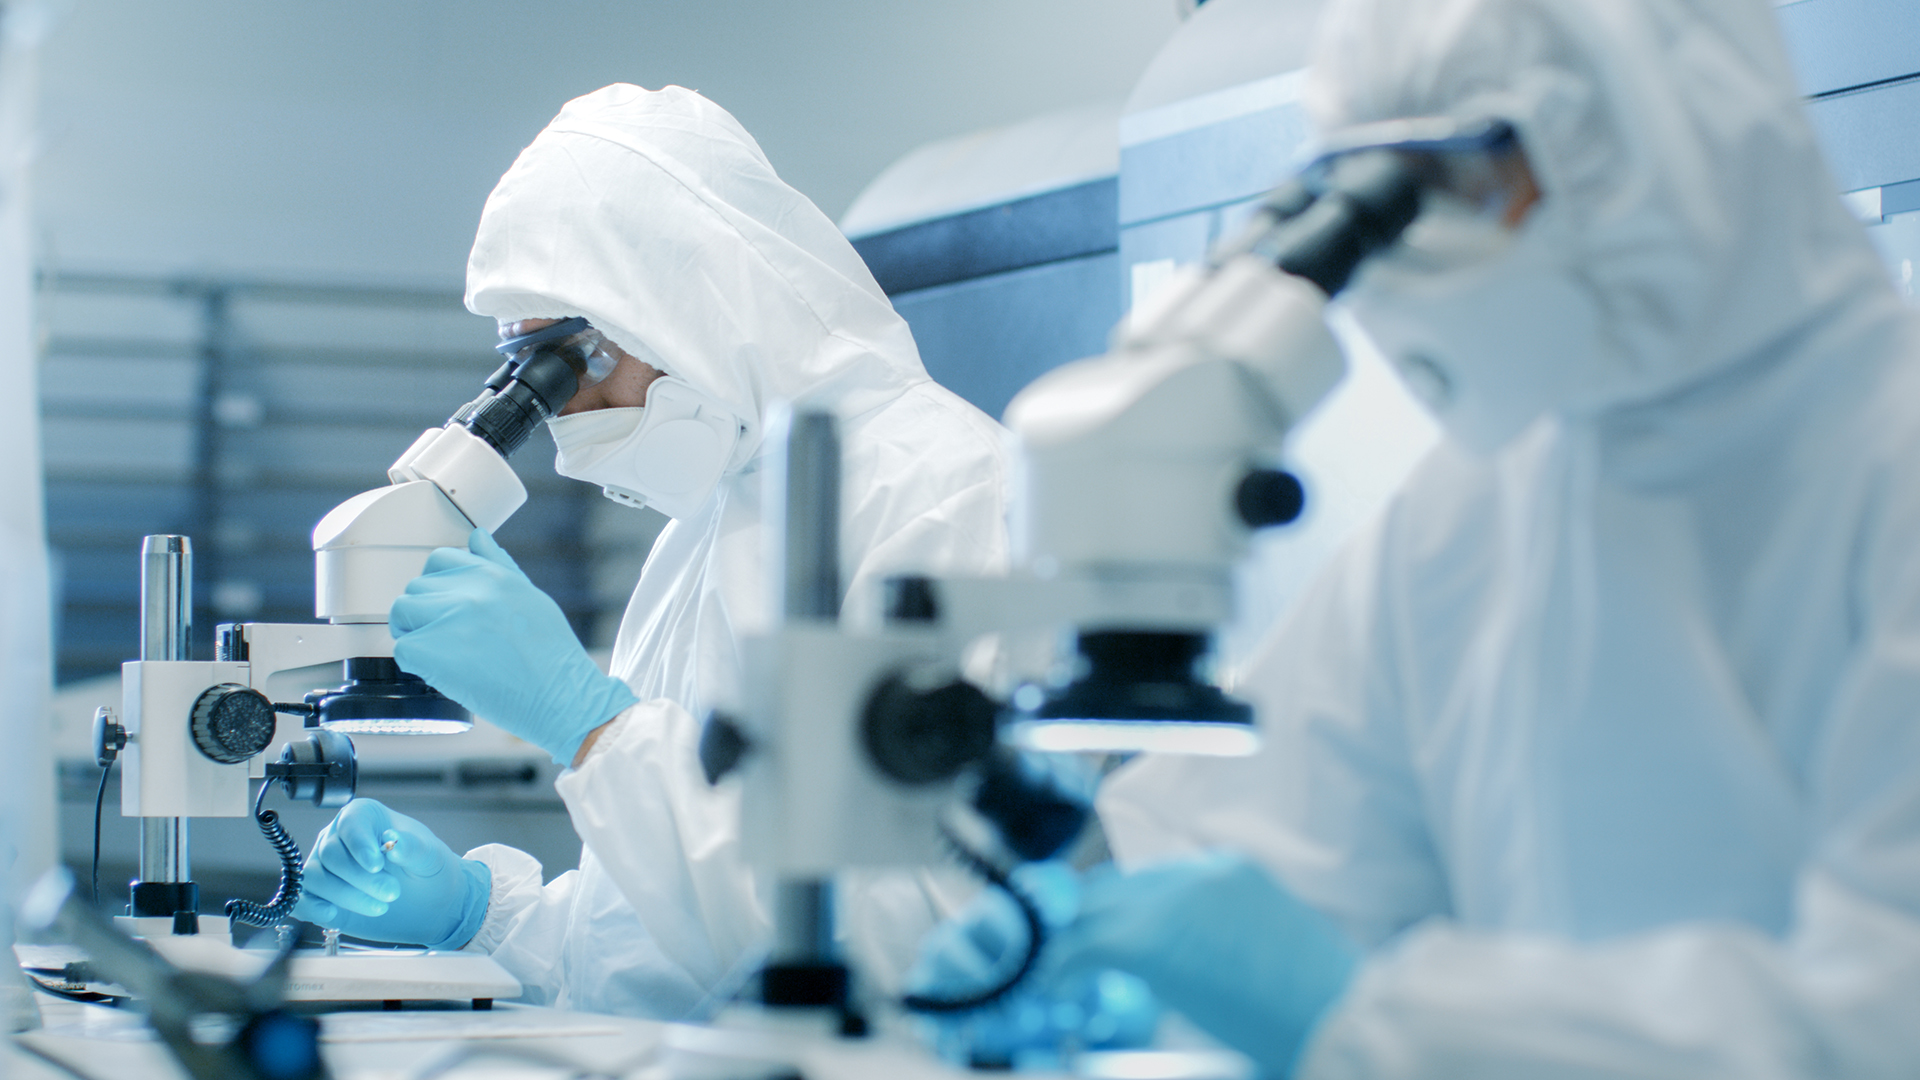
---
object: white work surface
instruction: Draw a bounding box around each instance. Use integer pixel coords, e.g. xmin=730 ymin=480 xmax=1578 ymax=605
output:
xmin=10 ymin=994 xmax=988 ymax=1080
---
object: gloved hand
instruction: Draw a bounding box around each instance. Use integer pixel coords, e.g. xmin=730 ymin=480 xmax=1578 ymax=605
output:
xmin=1045 ymin=853 xmax=1360 ymax=1078
xmin=907 ymin=862 xmax=1159 ymax=1069
xmin=390 ymin=527 xmax=638 ymax=765
xmin=291 ymin=798 xmax=490 ymax=950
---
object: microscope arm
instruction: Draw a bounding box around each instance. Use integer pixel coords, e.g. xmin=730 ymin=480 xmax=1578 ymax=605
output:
xmin=311 ymin=424 xmax=527 ymax=624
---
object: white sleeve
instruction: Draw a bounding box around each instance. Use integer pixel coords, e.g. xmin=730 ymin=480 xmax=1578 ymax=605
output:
xmin=1294 ymin=542 xmax=1920 ymax=1078
xmin=1299 ymin=871 xmax=1920 ymax=1079
xmin=462 ymin=843 xmax=572 ymax=1007
xmin=1290 ymin=456 xmax=1920 ymax=1079
xmin=1107 ymin=470 xmax=1920 ymax=1077
xmin=554 ymin=699 xmax=771 ymax=999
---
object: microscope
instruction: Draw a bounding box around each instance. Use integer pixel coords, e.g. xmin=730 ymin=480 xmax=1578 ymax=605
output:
xmin=713 ymin=134 xmax=1457 ymax=1031
xmin=88 ymin=318 xmax=606 ymax=1004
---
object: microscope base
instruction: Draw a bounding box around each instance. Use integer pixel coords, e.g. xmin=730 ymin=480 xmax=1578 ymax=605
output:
xmin=138 ymin=936 xmax=523 ymax=1006
xmin=114 ymin=914 xmax=233 ymax=939
xmin=278 ymin=950 xmax=523 ymax=1006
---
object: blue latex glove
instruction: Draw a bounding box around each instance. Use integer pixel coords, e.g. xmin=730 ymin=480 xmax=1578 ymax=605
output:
xmin=907 ymin=862 xmax=1160 ymax=1069
xmin=291 ymin=798 xmax=490 ymax=950
xmin=1045 ymin=853 xmax=1359 ymax=1078
xmin=390 ymin=527 xmax=637 ymax=765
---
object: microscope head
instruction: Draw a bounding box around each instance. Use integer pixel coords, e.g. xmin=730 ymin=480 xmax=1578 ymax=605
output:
xmin=993 ymin=143 xmax=1432 ymax=758
xmin=308 ymin=318 xmax=601 ymax=733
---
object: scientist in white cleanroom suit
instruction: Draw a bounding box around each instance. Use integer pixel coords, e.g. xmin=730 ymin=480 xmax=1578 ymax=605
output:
xmin=290 ymin=84 xmax=1010 ymax=1017
xmin=924 ymin=0 xmax=1920 ymax=1076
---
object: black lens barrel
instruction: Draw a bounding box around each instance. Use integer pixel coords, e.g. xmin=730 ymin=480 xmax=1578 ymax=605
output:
xmin=450 ymin=337 xmax=588 ymax=457
xmin=1254 ymin=148 xmax=1428 ymax=297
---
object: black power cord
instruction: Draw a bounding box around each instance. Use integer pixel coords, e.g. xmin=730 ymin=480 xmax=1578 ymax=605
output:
xmin=91 ymin=763 xmax=111 ymax=909
xmin=899 ymin=825 xmax=1049 ymax=1015
xmin=89 ymin=706 xmax=128 ymax=912
xmin=225 ymin=781 xmax=304 ymax=927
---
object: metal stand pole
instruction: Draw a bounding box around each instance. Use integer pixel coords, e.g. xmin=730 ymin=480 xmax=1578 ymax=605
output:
xmin=761 ymin=412 xmax=860 ymax=1030
xmin=772 ymin=879 xmax=836 ymax=965
xmin=133 ymin=534 xmax=199 ymax=931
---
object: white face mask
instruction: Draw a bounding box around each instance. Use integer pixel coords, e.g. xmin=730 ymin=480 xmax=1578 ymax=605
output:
xmin=548 ymin=377 xmax=747 ymax=520
xmin=1342 ymin=205 xmax=1612 ymax=455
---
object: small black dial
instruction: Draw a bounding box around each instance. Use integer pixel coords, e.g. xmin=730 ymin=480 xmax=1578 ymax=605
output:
xmin=1235 ymin=468 xmax=1307 ymax=528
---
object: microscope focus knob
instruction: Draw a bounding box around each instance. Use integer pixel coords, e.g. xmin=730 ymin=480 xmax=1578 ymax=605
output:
xmin=1235 ymin=467 xmax=1306 ymax=528
xmin=862 ymin=668 xmax=996 ymax=786
xmin=190 ymin=684 xmax=277 ymax=764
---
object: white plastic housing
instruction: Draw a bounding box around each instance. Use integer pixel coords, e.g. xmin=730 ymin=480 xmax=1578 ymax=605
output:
xmin=117 ymin=623 xmax=394 ymax=822
xmin=232 ymin=621 xmax=394 ymax=679
xmin=1004 ymin=261 xmax=1340 ymax=583
xmin=936 ymin=571 xmax=1234 ymax=640
xmin=121 ymin=660 xmax=254 ymax=817
xmin=386 ymin=425 xmax=527 ymax=533
xmin=738 ymin=625 xmax=956 ymax=873
xmin=312 ymin=480 xmax=475 ymax=623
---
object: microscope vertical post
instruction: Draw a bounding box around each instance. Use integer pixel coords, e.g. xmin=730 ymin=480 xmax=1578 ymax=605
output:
xmin=137 ymin=535 xmax=194 ymax=921
xmin=767 ymin=411 xmax=845 ymax=1003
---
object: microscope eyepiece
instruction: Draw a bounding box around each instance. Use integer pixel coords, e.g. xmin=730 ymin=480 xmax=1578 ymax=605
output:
xmin=451 ymin=316 xmax=602 ymax=457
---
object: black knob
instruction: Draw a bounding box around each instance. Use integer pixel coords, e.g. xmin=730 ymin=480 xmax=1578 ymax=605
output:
xmin=190 ymin=684 xmax=277 ymax=764
xmin=972 ymin=747 xmax=1092 ymax=863
xmin=884 ymin=575 xmax=939 ymax=624
xmin=700 ymin=713 xmax=753 ymax=785
xmin=91 ymin=707 xmax=127 ymax=767
xmin=1235 ymin=468 xmax=1306 ymax=528
xmin=862 ymin=669 xmax=996 ymax=786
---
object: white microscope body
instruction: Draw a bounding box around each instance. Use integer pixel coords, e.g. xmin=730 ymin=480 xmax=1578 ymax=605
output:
xmin=728 ymin=147 xmax=1431 ymax=1026
xmin=734 ymin=260 xmax=1344 ymax=872
xmin=120 ymin=426 xmax=520 ymax=832
xmin=104 ymin=319 xmax=598 ymax=1003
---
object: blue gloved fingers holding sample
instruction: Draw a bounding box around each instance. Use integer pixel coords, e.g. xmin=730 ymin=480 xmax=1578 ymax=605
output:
xmin=390 ymin=527 xmax=638 ymax=765
xmin=291 ymin=797 xmax=490 ymax=950
xmin=908 ymin=862 xmax=1159 ymax=1068
xmin=1042 ymin=852 xmax=1359 ymax=1078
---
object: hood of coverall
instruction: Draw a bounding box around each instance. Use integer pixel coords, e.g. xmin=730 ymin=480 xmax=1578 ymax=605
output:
xmin=465 ymin=84 xmax=930 ymax=467
xmin=1314 ymin=0 xmax=1893 ymax=446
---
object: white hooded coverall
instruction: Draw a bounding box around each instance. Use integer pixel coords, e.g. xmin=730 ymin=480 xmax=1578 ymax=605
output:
xmin=1102 ymin=0 xmax=1920 ymax=1076
xmin=456 ymin=85 xmax=1008 ymax=1019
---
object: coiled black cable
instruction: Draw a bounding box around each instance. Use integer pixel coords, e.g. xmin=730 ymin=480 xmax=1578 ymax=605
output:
xmin=899 ymin=825 xmax=1048 ymax=1015
xmin=225 ymin=781 xmax=303 ymax=927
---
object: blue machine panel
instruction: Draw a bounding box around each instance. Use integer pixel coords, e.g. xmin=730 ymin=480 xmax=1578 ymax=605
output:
xmin=1779 ymin=0 xmax=1920 ymax=97
xmin=889 ymin=253 xmax=1122 ymax=421
xmin=852 ymin=179 xmax=1117 ymax=295
xmin=851 ymin=177 xmax=1121 ymax=419
xmin=1118 ymin=103 xmax=1309 ymax=229
xmin=1118 ymin=92 xmax=1312 ymax=314
xmin=1806 ymin=78 xmax=1920 ymax=194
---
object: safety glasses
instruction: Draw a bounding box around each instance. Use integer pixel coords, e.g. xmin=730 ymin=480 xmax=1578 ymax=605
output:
xmin=495 ymin=315 xmax=621 ymax=391
xmin=1307 ymin=117 xmax=1531 ymax=223
xmin=1299 ymin=117 xmax=1538 ymax=275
